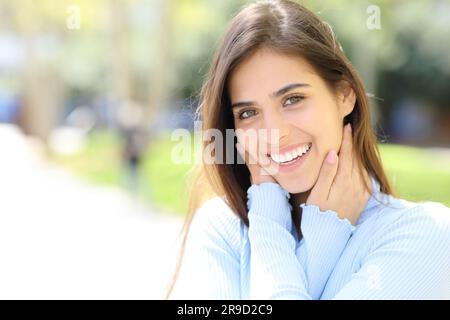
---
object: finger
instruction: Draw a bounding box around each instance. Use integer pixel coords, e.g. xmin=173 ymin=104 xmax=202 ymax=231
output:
xmin=308 ymin=150 xmax=339 ymax=203
xmin=353 ymin=160 xmax=371 ymax=195
xmin=237 ymin=133 xmax=273 ymax=169
xmin=235 ymin=142 xmax=245 ymax=163
xmin=236 ymin=142 xmax=255 ymax=183
xmin=236 ymin=141 xmax=256 ymax=166
xmin=336 ymin=123 xmax=353 ymax=180
xmin=260 ymin=155 xmax=280 ymax=176
xmin=236 ymin=130 xmax=256 ymax=165
xmin=250 ymin=149 xmax=279 ymax=176
xmin=236 ymin=130 xmax=279 ymax=175
xmin=237 ymin=142 xmax=275 ymax=184
xmin=257 ymin=142 xmax=279 ymax=175
xmin=238 ymin=130 xmax=261 ymax=165
xmin=354 ymin=165 xmax=371 ymax=210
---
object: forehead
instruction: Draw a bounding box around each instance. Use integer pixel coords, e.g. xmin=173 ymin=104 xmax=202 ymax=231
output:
xmin=228 ymin=48 xmax=317 ymax=100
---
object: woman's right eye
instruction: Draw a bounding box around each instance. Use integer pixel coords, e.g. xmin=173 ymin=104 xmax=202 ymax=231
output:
xmin=238 ymin=110 xmax=257 ymax=120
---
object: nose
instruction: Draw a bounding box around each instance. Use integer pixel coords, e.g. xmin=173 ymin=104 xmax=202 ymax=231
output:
xmin=261 ymin=110 xmax=290 ymax=150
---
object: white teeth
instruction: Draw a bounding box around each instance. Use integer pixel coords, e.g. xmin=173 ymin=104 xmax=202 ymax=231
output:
xmin=284 ymin=153 xmax=290 ymax=162
xmin=287 ymin=151 xmax=297 ymax=161
xmin=270 ymin=143 xmax=311 ymax=164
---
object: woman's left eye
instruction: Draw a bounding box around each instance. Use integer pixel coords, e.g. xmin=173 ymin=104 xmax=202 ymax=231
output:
xmin=283 ymin=95 xmax=304 ymax=106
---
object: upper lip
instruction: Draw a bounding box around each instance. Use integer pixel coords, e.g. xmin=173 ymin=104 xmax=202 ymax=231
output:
xmin=267 ymin=142 xmax=311 ymax=156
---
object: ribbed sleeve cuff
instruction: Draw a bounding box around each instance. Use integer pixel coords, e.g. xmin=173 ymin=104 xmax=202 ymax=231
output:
xmin=247 ymin=182 xmax=292 ymax=230
xmin=300 ymin=203 xmax=355 ymax=237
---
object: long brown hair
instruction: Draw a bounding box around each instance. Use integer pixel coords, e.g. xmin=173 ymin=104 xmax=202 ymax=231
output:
xmin=166 ymin=0 xmax=392 ymax=298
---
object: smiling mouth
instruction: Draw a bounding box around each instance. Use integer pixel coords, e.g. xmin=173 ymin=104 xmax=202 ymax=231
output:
xmin=268 ymin=142 xmax=312 ymax=165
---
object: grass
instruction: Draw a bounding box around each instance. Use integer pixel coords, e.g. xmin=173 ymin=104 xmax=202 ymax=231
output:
xmin=139 ymin=134 xmax=194 ymax=214
xmin=50 ymin=131 xmax=123 ymax=186
xmin=378 ymin=144 xmax=450 ymax=206
xmin=50 ymin=130 xmax=450 ymax=215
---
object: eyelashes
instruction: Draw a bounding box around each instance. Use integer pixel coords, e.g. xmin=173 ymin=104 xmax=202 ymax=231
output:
xmin=236 ymin=94 xmax=305 ymax=120
xmin=284 ymin=94 xmax=304 ymax=106
xmin=238 ymin=109 xmax=257 ymax=120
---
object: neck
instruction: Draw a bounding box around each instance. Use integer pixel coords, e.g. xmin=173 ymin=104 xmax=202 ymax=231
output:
xmin=291 ymin=190 xmax=311 ymax=209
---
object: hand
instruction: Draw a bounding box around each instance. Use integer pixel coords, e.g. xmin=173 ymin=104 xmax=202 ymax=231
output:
xmin=235 ymin=133 xmax=277 ymax=185
xmin=306 ymin=124 xmax=371 ymax=225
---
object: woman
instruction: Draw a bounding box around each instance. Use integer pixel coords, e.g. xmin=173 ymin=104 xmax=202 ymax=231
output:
xmin=167 ymin=0 xmax=450 ymax=299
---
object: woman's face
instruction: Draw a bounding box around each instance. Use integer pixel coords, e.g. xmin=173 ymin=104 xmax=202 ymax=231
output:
xmin=229 ymin=48 xmax=355 ymax=193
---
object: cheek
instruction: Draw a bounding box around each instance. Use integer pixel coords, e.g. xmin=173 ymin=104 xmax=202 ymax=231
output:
xmin=288 ymin=102 xmax=342 ymax=163
xmin=315 ymin=121 xmax=342 ymax=150
xmin=288 ymin=101 xmax=340 ymax=144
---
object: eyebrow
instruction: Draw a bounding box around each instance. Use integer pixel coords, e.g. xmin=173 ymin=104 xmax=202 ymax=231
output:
xmin=231 ymin=82 xmax=311 ymax=109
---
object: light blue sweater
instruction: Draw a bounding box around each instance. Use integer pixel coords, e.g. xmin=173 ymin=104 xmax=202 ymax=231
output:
xmin=170 ymin=178 xmax=450 ymax=299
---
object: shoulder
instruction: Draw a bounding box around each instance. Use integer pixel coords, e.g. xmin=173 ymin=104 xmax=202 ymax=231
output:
xmin=372 ymin=197 xmax=450 ymax=258
xmin=188 ymin=196 xmax=244 ymax=258
xmin=192 ymin=196 xmax=243 ymax=233
xmin=377 ymin=197 xmax=450 ymax=234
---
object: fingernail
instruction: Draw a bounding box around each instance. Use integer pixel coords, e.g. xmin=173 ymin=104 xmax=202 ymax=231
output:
xmin=326 ymin=150 xmax=337 ymax=164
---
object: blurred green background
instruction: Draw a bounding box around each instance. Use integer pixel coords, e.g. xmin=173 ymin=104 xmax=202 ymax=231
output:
xmin=51 ymin=130 xmax=450 ymax=214
xmin=1 ymin=0 xmax=449 ymax=215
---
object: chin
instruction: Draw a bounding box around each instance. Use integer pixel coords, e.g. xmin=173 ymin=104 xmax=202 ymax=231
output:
xmin=276 ymin=174 xmax=316 ymax=194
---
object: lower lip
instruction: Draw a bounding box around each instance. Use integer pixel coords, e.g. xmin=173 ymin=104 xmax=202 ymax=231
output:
xmin=271 ymin=145 xmax=312 ymax=173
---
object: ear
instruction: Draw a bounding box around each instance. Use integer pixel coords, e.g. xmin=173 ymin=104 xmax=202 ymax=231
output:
xmin=336 ymin=81 xmax=356 ymax=118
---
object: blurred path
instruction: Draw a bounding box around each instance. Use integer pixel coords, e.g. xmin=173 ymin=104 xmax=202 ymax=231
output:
xmin=0 ymin=125 xmax=183 ymax=299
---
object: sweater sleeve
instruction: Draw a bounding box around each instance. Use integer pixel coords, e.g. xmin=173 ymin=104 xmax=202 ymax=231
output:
xmin=247 ymin=182 xmax=354 ymax=299
xmin=330 ymin=203 xmax=450 ymax=299
xmin=169 ymin=199 xmax=241 ymax=299
xmin=296 ymin=204 xmax=355 ymax=299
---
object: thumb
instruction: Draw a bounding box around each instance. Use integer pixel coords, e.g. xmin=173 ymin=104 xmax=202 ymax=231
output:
xmin=307 ymin=150 xmax=339 ymax=204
